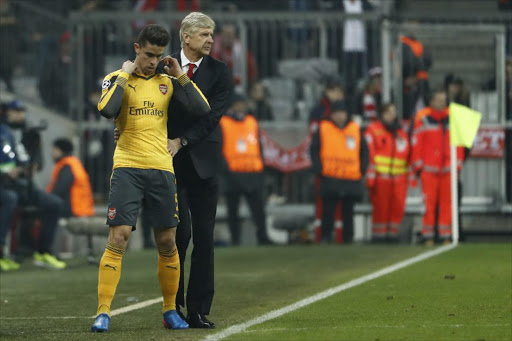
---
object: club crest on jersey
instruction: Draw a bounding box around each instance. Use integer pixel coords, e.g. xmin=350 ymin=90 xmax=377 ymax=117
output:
xmin=346 ymin=136 xmax=356 ymax=150
xmin=159 ymin=84 xmax=168 ymax=95
xmin=108 ymin=208 xmax=116 ymax=220
xmin=396 ymin=138 xmax=407 ymax=152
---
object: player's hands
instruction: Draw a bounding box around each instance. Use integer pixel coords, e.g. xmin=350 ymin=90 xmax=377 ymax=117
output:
xmin=167 ymin=138 xmax=182 ymax=157
xmin=162 ymin=56 xmax=185 ymax=78
xmin=121 ymin=60 xmax=137 ymax=74
xmin=114 ymin=127 xmax=121 ymax=142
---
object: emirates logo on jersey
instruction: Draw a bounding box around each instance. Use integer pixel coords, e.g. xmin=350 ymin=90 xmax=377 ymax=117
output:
xmin=159 ymin=84 xmax=168 ymax=95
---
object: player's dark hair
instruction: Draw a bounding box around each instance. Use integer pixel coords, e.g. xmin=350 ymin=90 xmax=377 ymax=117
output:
xmin=137 ymin=24 xmax=170 ymax=47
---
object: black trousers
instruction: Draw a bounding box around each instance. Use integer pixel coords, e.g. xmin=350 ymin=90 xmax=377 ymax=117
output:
xmin=321 ymin=196 xmax=355 ymax=243
xmin=3 ymin=182 xmax=62 ymax=255
xmin=0 ymin=189 xmax=18 ymax=255
xmin=175 ymin=153 xmax=218 ymax=315
xmin=225 ymin=189 xmax=268 ymax=245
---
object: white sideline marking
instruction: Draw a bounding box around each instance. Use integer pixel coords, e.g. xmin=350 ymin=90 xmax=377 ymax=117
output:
xmin=0 ymin=316 xmax=86 ymax=320
xmin=204 ymin=244 xmax=457 ymax=341
xmin=242 ymin=323 xmax=512 ymax=333
xmin=89 ymin=297 xmax=163 ymax=318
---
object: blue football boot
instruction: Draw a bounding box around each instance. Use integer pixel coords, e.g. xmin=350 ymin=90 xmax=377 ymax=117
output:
xmin=163 ymin=310 xmax=189 ymax=329
xmin=91 ymin=313 xmax=110 ymax=332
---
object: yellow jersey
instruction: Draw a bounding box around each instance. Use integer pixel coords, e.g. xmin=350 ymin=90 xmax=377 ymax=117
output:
xmin=98 ymin=70 xmax=209 ymax=173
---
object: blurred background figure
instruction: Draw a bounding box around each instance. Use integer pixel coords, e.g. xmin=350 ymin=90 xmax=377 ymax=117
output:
xmin=411 ymin=90 xmax=465 ymax=246
xmin=211 ymin=22 xmax=258 ymax=94
xmin=176 ymin=0 xmax=200 ymax=12
xmin=220 ymin=94 xmax=273 ymax=246
xmin=400 ymin=21 xmax=432 ymax=120
xmin=0 ymin=100 xmax=65 ymax=269
xmin=47 ymin=138 xmax=95 ymax=219
xmin=0 ymin=107 xmax=19 ymax=270
xmin=0 ymin=187 xmax=18 ymax=271
xmin=445 ymin=74 xmax=470 ymax=106
xmin=247 ymin=81 xmax=274 ymax=121
xmin=364 ymin=103 xmax=410 ymax=243
xmin=309 ymin=78 xmax=345 ymax=131
xmin=0 ymin=0 xmax=19 ymax=93
xmin=38 ymin=32 xmax=73 ymax=114
xmin=285 ymin=0 xmax=315 ymax=58
xmin=309 ymin=79 xmax=345 ymax=241
xmin=310 ymin=101 xmax=369 ymax=244
xmin=356 ymin=66 xmax=382 ymax=123
xmin=340 ymin=0 xmax=373 ymax=113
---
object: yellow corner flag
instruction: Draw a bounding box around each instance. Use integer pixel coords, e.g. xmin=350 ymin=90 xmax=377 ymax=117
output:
xmin=449 ymin=102 xmax=482 ymax=148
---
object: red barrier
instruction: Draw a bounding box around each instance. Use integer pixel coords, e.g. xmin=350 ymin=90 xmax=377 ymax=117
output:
xmin=259 ymin=125 xmax=506 ymax=172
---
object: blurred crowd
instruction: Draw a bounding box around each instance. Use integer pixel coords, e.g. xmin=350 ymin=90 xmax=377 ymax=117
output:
xmin=0 ymin=0 xmax=511 ymax=269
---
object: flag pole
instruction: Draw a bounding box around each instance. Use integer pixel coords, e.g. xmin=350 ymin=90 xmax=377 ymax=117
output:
xmin=450 ymin=144 xmax=459 ymax=245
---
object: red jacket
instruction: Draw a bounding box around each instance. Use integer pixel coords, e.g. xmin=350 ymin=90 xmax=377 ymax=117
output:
xmin=364 ymin=121 xmax=411 ymax=188
xmin=411 ymin=107 xmax=464 ymax=174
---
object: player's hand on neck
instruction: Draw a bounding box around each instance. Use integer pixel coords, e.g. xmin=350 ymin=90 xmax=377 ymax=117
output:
xmin=121 ymin=60 xmax=138 ymax=75
xmin=162 ymin=56 xmax=185 ymax=78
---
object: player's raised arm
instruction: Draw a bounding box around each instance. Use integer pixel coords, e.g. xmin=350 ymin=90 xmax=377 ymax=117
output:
xmin=97 ymin=61 xmax=137 ymax=119
xmin=163 ymin=56 xmax=210 ymax=118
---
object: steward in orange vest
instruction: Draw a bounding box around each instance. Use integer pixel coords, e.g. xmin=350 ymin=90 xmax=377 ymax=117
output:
xmin=310 ymin=101 xmax=369 ymax=244
xmin=219 ymin=94 xmax=272 ymax=246
xmin=47 ymin=138 xmax=94 ymax=218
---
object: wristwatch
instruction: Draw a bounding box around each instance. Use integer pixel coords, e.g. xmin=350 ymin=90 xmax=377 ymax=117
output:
xmin=180 ymin=137 xmax=188 ymax=147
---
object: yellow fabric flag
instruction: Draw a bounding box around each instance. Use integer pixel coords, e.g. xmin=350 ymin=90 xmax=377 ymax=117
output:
xmin=449 ymin=102 xmax=482 ymax=148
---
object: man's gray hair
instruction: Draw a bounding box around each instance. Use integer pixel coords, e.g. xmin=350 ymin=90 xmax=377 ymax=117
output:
xmin=180 ymin=12 xmax=215 ymax=47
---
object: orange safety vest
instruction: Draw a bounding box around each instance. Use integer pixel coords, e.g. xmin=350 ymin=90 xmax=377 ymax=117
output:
xmin=47 ymin=156 xmax=95 ymax=217
xmin=220 ymin=114 xmax=264 ymax=173
xmin=319 ymin=120 xmax=362 ymax=180
xmin=400 ymin=35 xmax=428 ymax=80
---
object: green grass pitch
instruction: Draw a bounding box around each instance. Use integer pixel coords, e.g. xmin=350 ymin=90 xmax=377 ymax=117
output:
xmin=1 ymin=243 xmax=510 ymax=341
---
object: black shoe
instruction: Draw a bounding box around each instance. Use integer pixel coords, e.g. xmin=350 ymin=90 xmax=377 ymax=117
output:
xmin=176 ymin=308 xmax=186 ymax=321
xmin=186 ymin=312 xmax=215 ymax=329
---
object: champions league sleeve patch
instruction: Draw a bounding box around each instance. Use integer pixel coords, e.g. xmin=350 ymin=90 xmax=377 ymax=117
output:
xmin=102 ymin=79 xmax=111 ymax=90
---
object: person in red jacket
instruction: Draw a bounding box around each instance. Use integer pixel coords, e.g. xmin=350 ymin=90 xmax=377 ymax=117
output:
xmin=411 ymin=89 xmax=464 ymax=245
xmin=364 ymin=103 xmax=411 ymax=242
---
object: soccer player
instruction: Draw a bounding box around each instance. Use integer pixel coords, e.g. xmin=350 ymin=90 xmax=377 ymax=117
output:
xmin=91 ymin=24 xmax=210 ymax=333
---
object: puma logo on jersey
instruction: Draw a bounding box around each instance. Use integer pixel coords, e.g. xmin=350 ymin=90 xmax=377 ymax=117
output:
xmin=128 ymin=84 xmax=137 ymax=92
xmin=166 ymin=265 xmax=178 ymax=270
xmin=104 ymin=264 xmax=117 ymax=271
